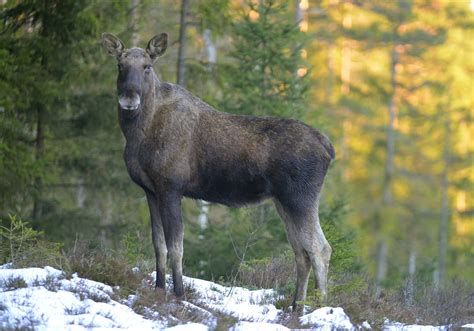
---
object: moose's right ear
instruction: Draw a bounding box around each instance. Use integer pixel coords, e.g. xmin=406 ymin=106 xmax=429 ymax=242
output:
xmin=101 ymin=33 xmax=125 ymax=58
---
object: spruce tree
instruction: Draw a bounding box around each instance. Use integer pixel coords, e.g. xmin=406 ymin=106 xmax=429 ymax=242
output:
xmin=223 ymin=0 xmax=310 ymax=118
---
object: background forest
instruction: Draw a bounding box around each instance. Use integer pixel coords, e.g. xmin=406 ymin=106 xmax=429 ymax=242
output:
xmin=0 ymin=0 xmax=473 ymax=310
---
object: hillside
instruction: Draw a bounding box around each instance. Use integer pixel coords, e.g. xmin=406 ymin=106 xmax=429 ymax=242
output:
xmin=1 ymin=265 xmax=472 ymax=330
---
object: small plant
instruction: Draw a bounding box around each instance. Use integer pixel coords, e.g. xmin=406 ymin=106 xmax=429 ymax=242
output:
xmin=65 ymin=239 xmax=147 ymax=298
xmin=236 ymin=251 xmax=295 ymax=290
xmin=2 ymin=276 xmax=28 ymax=291
xmin=0 ymin=215 xmax=64 ymax=269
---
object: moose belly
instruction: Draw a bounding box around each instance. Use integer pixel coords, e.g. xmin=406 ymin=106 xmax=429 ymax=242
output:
xmin=184 ymin=167 xmax=272 ymax=207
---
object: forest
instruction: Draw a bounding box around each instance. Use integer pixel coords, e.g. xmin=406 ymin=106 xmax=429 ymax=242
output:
xmin=0 ymin=0 xmax=473 ymax=324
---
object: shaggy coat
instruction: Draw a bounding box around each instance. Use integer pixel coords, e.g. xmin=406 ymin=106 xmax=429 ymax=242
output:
xmin=102 ymin=32 xmax=335 ymax=310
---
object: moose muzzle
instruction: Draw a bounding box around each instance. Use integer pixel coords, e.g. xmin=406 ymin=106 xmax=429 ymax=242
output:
xmin=118 ymin=93 xmax=140 ymax=110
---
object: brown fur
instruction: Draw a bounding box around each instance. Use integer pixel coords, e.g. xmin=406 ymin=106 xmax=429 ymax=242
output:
xmin=101 ymin=32 xmax=335 ymax=311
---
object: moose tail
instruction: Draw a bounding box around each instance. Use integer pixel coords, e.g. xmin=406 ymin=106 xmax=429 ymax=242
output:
xmin=316 ymin=132 xmax=336 ymax=161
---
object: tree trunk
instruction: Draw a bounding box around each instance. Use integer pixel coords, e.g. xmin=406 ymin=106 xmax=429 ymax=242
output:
xmin=203 ymin=29 xmax=216 ymax=70
xmin=375 ymin=240 xmax=387 ymax=296
xmin=177 ymin=0 xmax=189 ymax=86
xmin=383 ymin=44 xmax=399 ymax=205
xmin=197 ymin=201 xmax=209 ymax=230
xmin=32 ymin=104 xmax=45 ymax=220
xmin=340 ymin=0 xmax=352 ymax=161
xmin=295 ymin=0 xmax=304 ymax=24
xmin=76 ymin=178 xmax=86 ymax=209
xmin=436 ymin=116 xmax=451 ymax=287
xmin=375 ymin=40 xmax=400 ymax=296
xmin=406 ymin=246 xmax=416 ymax=304
xmin=128 ymin=0 xmax=140 ymax=47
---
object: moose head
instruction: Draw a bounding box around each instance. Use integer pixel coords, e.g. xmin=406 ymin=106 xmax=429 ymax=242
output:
xmin=101 ymin=33 xmax=168 ymax=114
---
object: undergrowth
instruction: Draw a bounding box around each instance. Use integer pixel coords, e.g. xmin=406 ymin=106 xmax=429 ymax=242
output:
xmin=1 ymin=214 xmax=473 ymax=328
xmin=0 ymin=215 xmax=64 ymax=269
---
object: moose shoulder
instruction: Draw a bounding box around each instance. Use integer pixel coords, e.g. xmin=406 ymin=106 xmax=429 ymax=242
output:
xmin=102 ymin=32 xmax=335 ymax=311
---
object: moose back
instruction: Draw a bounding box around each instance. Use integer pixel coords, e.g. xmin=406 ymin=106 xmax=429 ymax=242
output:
xmin=101 ymin=32 xmax=335 ymax=310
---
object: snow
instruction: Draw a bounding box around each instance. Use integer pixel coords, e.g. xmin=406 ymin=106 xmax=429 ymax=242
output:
xmin=165 ymin=322 xmax=208 ymax=330
xmin=362 ymin=320 xmax=372 ymax=329
xmin=0 ymin=266 xmax=164 ymax=330
xmin=1 ymin=265 xmax=472 ymax=331
xmin=0 ymin=265 xmax=63 ymax=287
xmin=299 ymin=307 xmax=353 ymax=330
xmin=174 ymin=274 xmax=281 ymax=322
xmin=383 ymin=320 xmax=449 ymax=330
xmin=231 ymin=321 xmax=289 ymax=331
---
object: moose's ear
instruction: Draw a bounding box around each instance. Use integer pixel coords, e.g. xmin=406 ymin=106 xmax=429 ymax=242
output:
xmin=101 ymin=33 xmax=125 ymax=58
xmin=146 ymin=33 xmax=168 ymax=62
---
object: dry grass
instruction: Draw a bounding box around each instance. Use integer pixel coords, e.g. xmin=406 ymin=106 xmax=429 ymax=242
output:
xmin=326 ymin=279 xmax=474 ymax=328
xmin=236 ymin=252 xmax=295 ymax=290
xmin=64 ymin=240 xmax=149 ymax=297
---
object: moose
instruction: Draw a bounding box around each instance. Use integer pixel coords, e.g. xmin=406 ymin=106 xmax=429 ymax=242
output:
xmin=101 ymin=32 xmax=335 ymax=310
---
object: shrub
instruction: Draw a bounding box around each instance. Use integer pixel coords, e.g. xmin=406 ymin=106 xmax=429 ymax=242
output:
xmin=0 ymin=215 xmax=64 ymax=269
xmin=236 ymin=251 xmax=295 ymax=290
xmin=2 ymin=276 xmax=28 ymax=291
xmin=64 ymin=239 xmax=148 ymax=297
xmin=325 ymin=279 xmax=474 ymax=328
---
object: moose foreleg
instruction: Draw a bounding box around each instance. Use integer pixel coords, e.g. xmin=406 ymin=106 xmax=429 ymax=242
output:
xmin=158 ymin=192 xmax=184 ymax=297
xmin=146 ymin=192 xmax=167 ymax=290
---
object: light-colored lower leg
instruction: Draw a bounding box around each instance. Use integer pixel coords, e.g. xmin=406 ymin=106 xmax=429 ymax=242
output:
xmin=168 ymin=241 xmax=184 ymax=297
xmin=294 ymin=251 xmax=311 ymax=309
xmin=152 ymin=226 xmax=167 ymax=288
xmin=305 ymin=215 xmax=331 ymax=299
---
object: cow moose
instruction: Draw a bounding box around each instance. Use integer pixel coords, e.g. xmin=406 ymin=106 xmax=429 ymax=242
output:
xmin=101 ymin=32 xmax=335 ymax=310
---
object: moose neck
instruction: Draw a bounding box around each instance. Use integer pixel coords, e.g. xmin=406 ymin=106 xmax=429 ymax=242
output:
xmin=118 ymin=71 xmax=160 ymax=142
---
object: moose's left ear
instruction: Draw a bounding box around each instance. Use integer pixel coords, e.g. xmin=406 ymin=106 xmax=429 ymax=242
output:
xmin=146 ymin=33 xmax=168 ymax=62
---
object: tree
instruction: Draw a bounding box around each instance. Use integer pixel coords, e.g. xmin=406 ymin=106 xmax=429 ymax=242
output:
xmin=223 ymin=0 xmax=310 ymax=118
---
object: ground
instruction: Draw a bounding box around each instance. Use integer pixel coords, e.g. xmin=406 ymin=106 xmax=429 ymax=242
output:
xmin=0 ymin=265 xmax=472 ymax=330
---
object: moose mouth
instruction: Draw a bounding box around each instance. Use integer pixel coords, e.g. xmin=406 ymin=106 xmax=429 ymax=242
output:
xmin=118 ymin=95 xmax=141 ymax=111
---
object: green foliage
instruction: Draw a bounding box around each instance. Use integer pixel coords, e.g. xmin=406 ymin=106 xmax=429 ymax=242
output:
xmin=65 ymin=240 xmax=146 ymax=297
xmin=223 ymin=0 xmax=310 ymax=118
xmin=183 ymin=204 xmax=289 ymax=282
xmin=320 ymin=199 xmax=362 ymax=279
xmin=0 ymin=215 xmax=64 ymax=268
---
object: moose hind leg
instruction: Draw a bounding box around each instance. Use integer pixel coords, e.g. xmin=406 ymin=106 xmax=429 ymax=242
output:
xmin=274 ymin=201 xmax=312 ymax=311
xmin=145 ymin=192 xmax=167 ymax=289
xmin=307 ymin=210 xmax=331 ymax=299
xmin=158 ymin=192 xmax=184 ymax=297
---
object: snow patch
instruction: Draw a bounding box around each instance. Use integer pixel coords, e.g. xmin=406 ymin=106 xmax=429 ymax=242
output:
xmin=165 ymin=322 xmax=208 ymax=330
xmin=299 ymin=307 xmax=353 ymax=330
xmin=0 ymin=266 xmax=164 ymax=330
xmin=0 ymin=265 xmax=63 ymax=287
xmin=362 ymin=320 xmax=372 ymax=329
xmin=384 ymin=319 xmax=449 ymax=330
xmin=231 ymin=321 xmax=290 ymax=331
xmin=160 ymin=273 xmax=282 ymax=322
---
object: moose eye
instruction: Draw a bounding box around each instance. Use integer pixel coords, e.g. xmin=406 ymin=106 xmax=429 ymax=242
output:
xmin=144 ymin=65 xmax=152 ymax=71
